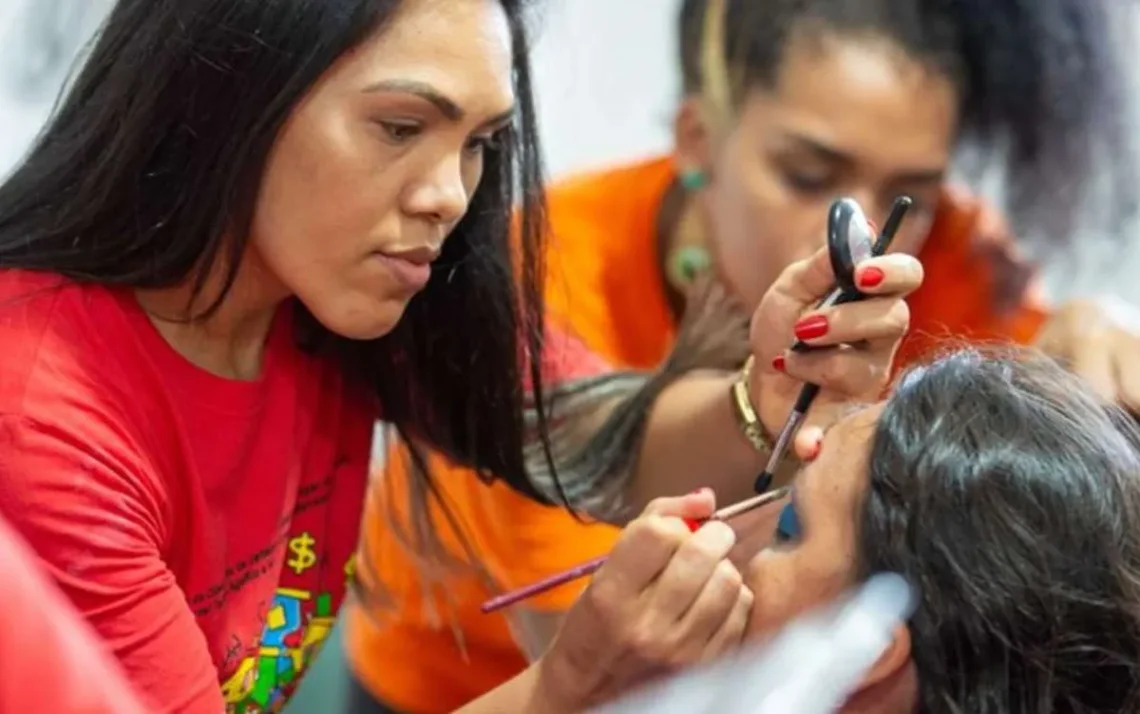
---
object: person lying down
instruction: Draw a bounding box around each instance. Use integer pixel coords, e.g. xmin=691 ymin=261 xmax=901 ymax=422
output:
xmin=742 ymin=347 xmax=1140 ymax=713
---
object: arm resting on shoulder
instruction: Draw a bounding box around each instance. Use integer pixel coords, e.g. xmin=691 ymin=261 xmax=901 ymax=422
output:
xmin=526 ymin=283 xmax=765 ymax=523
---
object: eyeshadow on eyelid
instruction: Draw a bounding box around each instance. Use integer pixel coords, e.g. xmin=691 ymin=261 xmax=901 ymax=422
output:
xmin=775 ymin=501 xmax=801 ymax=542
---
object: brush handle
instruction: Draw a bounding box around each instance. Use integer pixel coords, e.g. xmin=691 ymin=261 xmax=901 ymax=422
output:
xmin=480 ymin=489 xmax=791 ymax=614
xmin=480 ymin=555 xmax=608 ymax=613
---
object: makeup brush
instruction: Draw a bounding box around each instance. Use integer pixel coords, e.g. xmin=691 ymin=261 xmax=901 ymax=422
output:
xmin=479 ymin=486 xmax=791 ymax=614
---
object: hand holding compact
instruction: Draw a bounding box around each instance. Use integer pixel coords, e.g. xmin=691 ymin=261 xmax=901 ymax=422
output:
xmin=748 ymin=198 xmax=924 ymax=465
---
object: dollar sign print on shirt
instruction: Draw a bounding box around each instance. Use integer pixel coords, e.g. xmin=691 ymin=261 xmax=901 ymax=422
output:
xmin=287 ymin=533 xmax=318 ymax=576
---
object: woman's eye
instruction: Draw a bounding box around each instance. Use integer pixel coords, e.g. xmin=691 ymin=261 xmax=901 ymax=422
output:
xmin=378 ymin=121 xmax=421 ymax=144
xmin=783 ymin=170 xmax=835 ymax=195
xmin=465 ymin=130 xmax=504 ymax=155
xmin=774 ymin=502 xmax=802 ymax=544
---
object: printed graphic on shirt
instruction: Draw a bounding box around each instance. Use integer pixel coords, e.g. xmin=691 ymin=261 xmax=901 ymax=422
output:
xmin=216 ymin=465 xmax=361 ymax=714
xmin=222 ymin=581 xmax=338 ymax=713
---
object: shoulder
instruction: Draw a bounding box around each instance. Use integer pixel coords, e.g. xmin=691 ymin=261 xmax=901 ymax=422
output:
xmin=544 ymin=153 xmax=670 ymax=236
xmin=921 ymin=186 xmax=1040 ymax=315
xmin=0 ymin=269 xmax=137 ymax=414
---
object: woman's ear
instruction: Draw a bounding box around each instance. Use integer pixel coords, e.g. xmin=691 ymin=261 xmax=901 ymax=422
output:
xmin=843 ymin=625 xmax=917 ymax=713
xmin=861 ymin=623 xmax=912 ymax=689
xmin=674 ymin=96 xmax=714 ymax=181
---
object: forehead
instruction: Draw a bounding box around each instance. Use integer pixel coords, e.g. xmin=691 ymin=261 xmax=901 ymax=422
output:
xmin=737 ymin=33 xmax=956 ymax=166
xmin=327 ymin=0 xmax=514 ymax=105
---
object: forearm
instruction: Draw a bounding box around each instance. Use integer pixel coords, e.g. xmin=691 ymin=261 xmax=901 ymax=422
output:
xmin=626 ymin=370 xmax=763 ymax=511
xmin=454 ymin=662 xmax=566 ymax=714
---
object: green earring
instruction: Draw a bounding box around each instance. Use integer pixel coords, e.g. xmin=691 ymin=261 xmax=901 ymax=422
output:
xmin=671 ymin=245 xmax=712 ymax=285
xmin=679 ymin=168 xmax=708 ymax=192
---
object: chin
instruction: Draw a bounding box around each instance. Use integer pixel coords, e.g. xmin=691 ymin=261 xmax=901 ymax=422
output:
xmin=308 ymin=297 xmax=410 ymax=341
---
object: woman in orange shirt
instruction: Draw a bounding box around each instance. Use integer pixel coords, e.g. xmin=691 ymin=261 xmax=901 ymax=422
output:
xmin=346 ymin=0 xmax=1140 ymax=711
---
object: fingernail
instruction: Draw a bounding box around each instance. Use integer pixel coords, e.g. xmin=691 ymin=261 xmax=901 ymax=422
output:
xmin=771 ymin=354 xmax=786 ymax=371
xmin=683 ymin=518 xmax=703 ymax=532
xmin=806 ymin=436 xmax=823 ymax=461
xmin=793 ymin=315 xmax=829 ymax=341
xmin=858 ymin=266 xmax=885 ymax=289
xmin=689 ymin=487 xmax=708 ymax=495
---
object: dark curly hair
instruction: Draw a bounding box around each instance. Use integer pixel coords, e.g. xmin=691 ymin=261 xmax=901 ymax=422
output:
xmin=858 ymin=348 xmax=1140 ymax=712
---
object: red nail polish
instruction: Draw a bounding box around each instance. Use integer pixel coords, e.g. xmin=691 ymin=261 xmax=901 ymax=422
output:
xmin=771 ymin=354 xmax=786 ymax=371
xmin=683 ymin=518 xmax=703 ymax=532
xmin=858 ymin=266 xmax=885 ymax=289
xmin=807 ymin=437 xmax=823 ymax=461
xmin=794 ymin=315 xmax=829 ymax=341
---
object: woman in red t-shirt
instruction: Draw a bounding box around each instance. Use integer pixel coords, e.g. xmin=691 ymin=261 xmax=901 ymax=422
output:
xmin=0 ymin=0 xmax=921 ymax=711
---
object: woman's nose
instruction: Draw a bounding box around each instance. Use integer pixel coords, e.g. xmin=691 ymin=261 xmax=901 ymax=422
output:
xmin=403 ymin=154 xmax=470 ymax=225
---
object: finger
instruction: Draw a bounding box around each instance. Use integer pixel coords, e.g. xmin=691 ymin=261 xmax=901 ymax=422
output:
xmin=641 ymin=489 xmax=717 ymax=520
xmin=1069 ymin=331 xmax=1117 ymax=403
xmin=782 ymin=345 xmax=892 ymax=399
xmin=597 ymin=515 xmax=693 ymax=595
xmin=1112 ymin=334 xmax=1140 ymax=413
xmin=851 ymin=254 xmax=924 ymax=296
xmin=669 ymin=560 xmax=747 ymax=664
xmin=770 ymin=246 xmax=838 ymax=307
xmin=1033 ymin=318 xmax=1067 ymax=361
xmin=701 ymin=584 xmax=754 ymax=661
xmin=792 ymin=425 xmax=826 ymax=461
xmin=645 ymin=520 xmax=737 ymax=622
xmin=793 ymin=298 xmax=910 ymax=348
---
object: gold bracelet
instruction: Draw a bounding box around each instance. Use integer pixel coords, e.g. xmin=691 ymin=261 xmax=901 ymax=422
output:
xmin=731 ymin=356 xmax=772 ymax=453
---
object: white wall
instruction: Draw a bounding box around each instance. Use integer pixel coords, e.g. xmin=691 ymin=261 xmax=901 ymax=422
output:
xmin=528 ymin=0 xmax=681 ymax=179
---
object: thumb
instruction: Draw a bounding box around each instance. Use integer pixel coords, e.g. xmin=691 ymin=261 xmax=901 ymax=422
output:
xmin=777 ymin=244 xmax=839 ymax=307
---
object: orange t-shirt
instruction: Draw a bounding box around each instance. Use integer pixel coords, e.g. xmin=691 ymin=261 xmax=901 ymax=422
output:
xmin=345 ymin=157 xmax=1049 ymax=712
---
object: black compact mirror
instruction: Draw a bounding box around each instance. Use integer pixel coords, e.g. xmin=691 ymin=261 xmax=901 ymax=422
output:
xmin=828 ymin=198 xmax=876 ymax=292
xmin=791 ymin=196 xmax=912 ymax=353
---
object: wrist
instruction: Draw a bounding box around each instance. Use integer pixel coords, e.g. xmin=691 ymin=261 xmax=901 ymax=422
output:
xmin=731 ymin=356 xmax=774 ymax=455
xmin=529 ymin=655 xmax=582 ymax=714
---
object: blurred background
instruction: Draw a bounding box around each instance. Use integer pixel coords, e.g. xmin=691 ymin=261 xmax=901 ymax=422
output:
xmin=4 ymin=0 xmax=1140 ymax=301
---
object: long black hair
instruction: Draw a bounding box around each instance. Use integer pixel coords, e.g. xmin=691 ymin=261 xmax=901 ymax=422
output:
xmin=0 ymin=0 xmax=556 ymax=556
xmin=679 ymin=0 xmax=1137 ymax=247
xmin=859 ymin=348 xmax=1140 ymax=712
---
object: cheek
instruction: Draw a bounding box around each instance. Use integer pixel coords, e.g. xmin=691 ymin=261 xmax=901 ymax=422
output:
xmin=252 ymin=110 xmax=398 ymax=280
xmin=744 ymin=546 xmax=851 ymax=641
xmin=705 ymin=152 xmax=829 ymax=310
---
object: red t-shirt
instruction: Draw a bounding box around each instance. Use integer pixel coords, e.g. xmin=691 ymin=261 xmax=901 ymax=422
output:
xmin=0 ymin=512 xmax=147 ymax=714
xmin=0 ymin=270 xmax=375 ymax=713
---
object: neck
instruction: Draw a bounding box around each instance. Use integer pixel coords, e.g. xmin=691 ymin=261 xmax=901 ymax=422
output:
xmin=136 ymin=250 xmax=287 ymax=380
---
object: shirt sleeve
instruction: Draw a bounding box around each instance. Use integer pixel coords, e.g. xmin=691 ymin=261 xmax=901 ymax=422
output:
xmin=0 ymin=415 xmax=225 ymax=713
xmin=0 ymin=513 xmax=148 ymax=714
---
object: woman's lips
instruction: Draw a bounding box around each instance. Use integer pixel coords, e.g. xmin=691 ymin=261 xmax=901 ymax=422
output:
xmin=371 ymin=252 xmax=432 ymax=291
